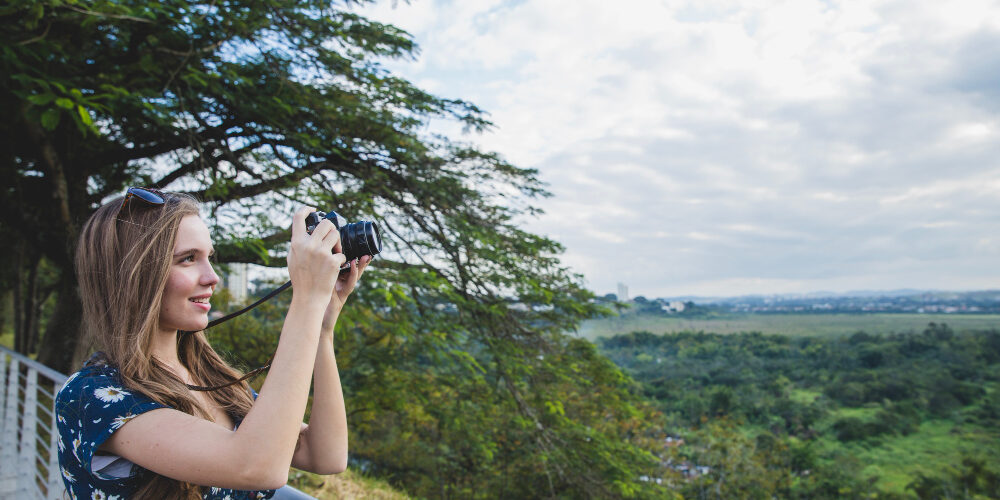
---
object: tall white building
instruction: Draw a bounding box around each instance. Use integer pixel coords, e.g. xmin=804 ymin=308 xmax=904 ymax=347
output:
xmin=226 ymin=263 xmax=249 ymax=304
xmin=617 ymin=282 xmax=629 ymax=302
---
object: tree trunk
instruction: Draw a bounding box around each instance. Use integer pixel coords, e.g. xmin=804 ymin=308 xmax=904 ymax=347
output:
xmin=23 ymin=256 xmax=40 ymax=354
xmin=13 ymin=242 xmax=41 ymax=356
xmin=0 ymin=289 xmax=9 ymax=341
xmin=36 ymin=270 xmax=85 ymax=373
xmin=13 ymin=242 xmax=23 ymax=352
xmin=27 ymin=281 xmax=52 ymax=355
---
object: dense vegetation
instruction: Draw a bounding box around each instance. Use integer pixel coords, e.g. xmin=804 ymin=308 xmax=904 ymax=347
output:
xmin=202 ymin=285 xmax=669 ymax=499
xmin=597 ymin=324 xmax=1000 ymax=498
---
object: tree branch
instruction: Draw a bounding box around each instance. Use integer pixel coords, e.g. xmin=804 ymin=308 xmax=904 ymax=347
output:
xmin=180 ymin=159 xmax=327 ymax=201
xmin=61 ymin=4 xmax=155 ymax=24
xmin=19 ymin=103 xmax=72 ymax=230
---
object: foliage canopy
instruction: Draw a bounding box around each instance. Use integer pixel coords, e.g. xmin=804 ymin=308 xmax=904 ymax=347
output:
xmin=2 ymin=0 xmax=670 ymax=496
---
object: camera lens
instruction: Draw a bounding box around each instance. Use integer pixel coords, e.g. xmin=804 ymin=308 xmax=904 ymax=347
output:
xmin=339 ymin=220 xmax=382 ymax=261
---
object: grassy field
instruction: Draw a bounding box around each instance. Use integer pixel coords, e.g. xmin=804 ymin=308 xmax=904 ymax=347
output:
xmin=576 ymin=312 xmax=1000 ymax=341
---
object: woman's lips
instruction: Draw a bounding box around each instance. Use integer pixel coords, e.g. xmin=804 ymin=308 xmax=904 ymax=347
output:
xmin=189 ymin=299 xmax=211 ymax=311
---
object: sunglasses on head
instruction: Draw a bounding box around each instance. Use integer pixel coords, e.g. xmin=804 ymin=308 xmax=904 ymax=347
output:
xmin=116 ymin=187 xmax=165 ymax=218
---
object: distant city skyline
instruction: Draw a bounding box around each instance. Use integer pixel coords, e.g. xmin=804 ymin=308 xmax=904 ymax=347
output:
xmin=604 ymin=285 xmax=1000 ymax=301
xmin=352 ymin=1 xmax=1000 ymax=298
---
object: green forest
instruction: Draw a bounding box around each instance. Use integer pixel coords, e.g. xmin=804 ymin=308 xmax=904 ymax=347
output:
xmin=596 ymin=323 xmax=1000 ymax=499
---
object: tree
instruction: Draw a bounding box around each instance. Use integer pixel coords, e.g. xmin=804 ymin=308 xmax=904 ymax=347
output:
xmin=3 ymin=0 xmax=495 ymax=369
xmin=2 ymin=0 xmax=668 ymax=496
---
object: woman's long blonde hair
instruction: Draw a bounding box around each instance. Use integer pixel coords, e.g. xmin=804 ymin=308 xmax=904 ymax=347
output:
xmin=75 ymin=192 xmax=256 ymax=499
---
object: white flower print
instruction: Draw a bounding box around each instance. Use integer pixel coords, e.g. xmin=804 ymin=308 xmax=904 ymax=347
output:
xmin=94 ymin=386 xmax=129 ymax=403
xmin=58 ymin=414 xmax=66 ymax=424
xmin=61 ymin=466 xmax=75 ymax=483
xmin=58 ymin=435 xmax=65 ymax=453
xmin=91 ymin=490 xmax=107 ymax=500
xmin=210 ymin=487 xmax=221 ymax=494
xmin=110 ymin=412 xmax=138 ymax=430
xmin=72 ymin=437 xmax=82 ymax=461
xmin=223 ymin=495 xmax=232 ymax=500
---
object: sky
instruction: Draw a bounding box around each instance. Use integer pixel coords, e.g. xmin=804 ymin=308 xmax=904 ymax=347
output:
xmin=351 ymin=0 xmax=1000 ymax=299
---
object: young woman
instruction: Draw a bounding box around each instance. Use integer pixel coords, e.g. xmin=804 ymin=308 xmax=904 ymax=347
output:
xmin=55 ymin=188 xmax=369 ymax=499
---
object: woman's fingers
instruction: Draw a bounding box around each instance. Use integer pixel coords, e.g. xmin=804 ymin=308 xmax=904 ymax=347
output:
xmin=344 ymin=259 xmax=361 ymax=284
xmin=289 ymin=207 xmax=349 ymax=298
xmin=290 ymin=206 xmax=316 ymax=241
xmin=335 ymin=258 xmax=363 ymax=293
xmin=310 ymin=220 xmax=346 ymax=267
xmin=310 ymin=218 xmax=336 ymax=244
xmin=332 ymin=253 xmax=347 ymax=270
xmin=358 ymin=255 xmax=372 ymax=276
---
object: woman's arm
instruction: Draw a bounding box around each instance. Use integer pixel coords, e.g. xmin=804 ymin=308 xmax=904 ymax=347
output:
xmin=290 ymin=327 xmax=348 ymax=474
xmin=100 ymin=295 xmax=328 ymax=490
xmin=290 ymin=255 xmax=370 ymax=474
xmin=99 ymin=207 xmax=345 ymax=490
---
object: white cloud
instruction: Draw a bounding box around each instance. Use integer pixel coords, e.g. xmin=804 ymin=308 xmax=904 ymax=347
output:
xmin=356 ymin=0 xmax=1000 ymax=297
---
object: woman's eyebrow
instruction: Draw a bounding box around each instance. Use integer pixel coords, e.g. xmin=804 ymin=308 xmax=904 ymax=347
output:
xmin=174 ymin=247 xmax=216 ymax=257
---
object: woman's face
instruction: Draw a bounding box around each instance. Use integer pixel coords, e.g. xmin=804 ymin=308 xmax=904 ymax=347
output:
xmin=159 ymin=215 xmax=220 ymax=334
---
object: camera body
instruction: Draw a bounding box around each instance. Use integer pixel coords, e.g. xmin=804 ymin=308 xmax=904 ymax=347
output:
xmin=305 ymin=210 xmax=383 ymax=262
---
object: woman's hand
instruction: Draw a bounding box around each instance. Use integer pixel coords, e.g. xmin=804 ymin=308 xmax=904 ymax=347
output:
xmin=287 ymin=206 xmax=344 ymax=303
xmin=321 ymin=253 xmax=372 ymax=332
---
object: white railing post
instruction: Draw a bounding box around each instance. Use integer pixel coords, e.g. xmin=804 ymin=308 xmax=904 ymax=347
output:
xmin=0 ymin=358 xmax=21 ymax=496
xmin=18 ymin=368 xmax=39 ymax=498
xmin=47 ymin=379 xmax=64 ymax=500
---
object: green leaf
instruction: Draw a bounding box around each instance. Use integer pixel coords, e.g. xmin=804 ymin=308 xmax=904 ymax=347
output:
xmin=40 ymin=108 xmax=60 ymax=130
xmin=27 ymin=94 xmax=55 ymax=106
xmin=77 ymin=105 xmax=93 ymax=126
xmin=26 ymin=3 xmax=44 ymax=28
xmin=54 ymin=98 xmax=74 ymax=109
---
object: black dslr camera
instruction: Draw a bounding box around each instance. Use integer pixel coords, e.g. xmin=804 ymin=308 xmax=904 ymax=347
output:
xmin=305 ymin=211 xmax=383 ymax=265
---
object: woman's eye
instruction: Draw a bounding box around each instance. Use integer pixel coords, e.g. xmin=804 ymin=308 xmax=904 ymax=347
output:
xmin=182 ymin=255 xmax=195 ymax=263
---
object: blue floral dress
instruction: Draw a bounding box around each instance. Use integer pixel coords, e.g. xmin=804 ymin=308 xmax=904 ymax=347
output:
xmin=55 ymin=363 xmax=277 ymax=500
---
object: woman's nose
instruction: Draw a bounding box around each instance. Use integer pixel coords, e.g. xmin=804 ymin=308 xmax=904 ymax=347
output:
xmin=202 ymin=263 xmax=220 ymax=287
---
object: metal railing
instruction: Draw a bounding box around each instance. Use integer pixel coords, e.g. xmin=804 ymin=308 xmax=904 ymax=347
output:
xmin=0 ymin=345 xmax=67 ymax=500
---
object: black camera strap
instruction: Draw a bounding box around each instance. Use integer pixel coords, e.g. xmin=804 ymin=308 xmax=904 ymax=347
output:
xmin=180 ymin=280 xmax=292 ymax=335
xmin=181 ymin=280 xmax=291 ymax=391
xmin=211 ymin=280 xmax=291 ymax=330
xmin=181 ymin=253 xmax=375 ymax=391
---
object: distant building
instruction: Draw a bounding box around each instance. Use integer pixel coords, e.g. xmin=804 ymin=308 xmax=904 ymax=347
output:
xmin=662 ymin=301 xmax=686 ymax=313
xmin=617 ymin=282 xmax=629 ymax=302
xmin=226 ymin=263 xmax=249 ymax=304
